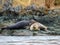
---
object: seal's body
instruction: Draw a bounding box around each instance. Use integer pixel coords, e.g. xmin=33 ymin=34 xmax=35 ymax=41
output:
xmin=1 ymin=20 xmax=36 ymax=30
xmin=1 ymin=20 xmax=28 ymax=30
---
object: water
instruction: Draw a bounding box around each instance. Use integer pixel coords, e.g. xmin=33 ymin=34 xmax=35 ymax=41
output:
xmin=0 ymin=36 xmax=60 ymax=45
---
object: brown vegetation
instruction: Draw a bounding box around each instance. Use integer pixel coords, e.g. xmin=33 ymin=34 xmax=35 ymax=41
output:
xmin=0 ymin=0 xmax=60 ymax=12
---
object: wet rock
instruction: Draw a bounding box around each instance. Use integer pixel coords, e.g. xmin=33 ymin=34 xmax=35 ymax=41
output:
xmin=12 ymin=29 xmax=33 ymax=36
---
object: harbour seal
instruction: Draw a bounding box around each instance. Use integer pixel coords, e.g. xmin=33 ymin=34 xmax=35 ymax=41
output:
xmin=30 ymin=22 xmax=47 ymax=31
xmin=1 ymin=20 xmax=36 ymax=30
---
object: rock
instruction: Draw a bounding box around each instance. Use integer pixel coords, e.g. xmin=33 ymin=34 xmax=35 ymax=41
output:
xmin=12 ymin=29 xmax=33 ymax=36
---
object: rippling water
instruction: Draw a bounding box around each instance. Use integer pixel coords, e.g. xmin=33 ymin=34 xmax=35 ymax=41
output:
xmin=0 ymin=36 xmax=60 ymax=45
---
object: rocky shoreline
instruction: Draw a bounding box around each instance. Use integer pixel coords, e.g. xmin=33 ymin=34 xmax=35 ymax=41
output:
xmin=0 ymin=7 xmax=60 ymax=36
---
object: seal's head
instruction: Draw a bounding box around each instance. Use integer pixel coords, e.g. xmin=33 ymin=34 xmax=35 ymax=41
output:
xmin=30 ymin=22 xmax=40 ymax=30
